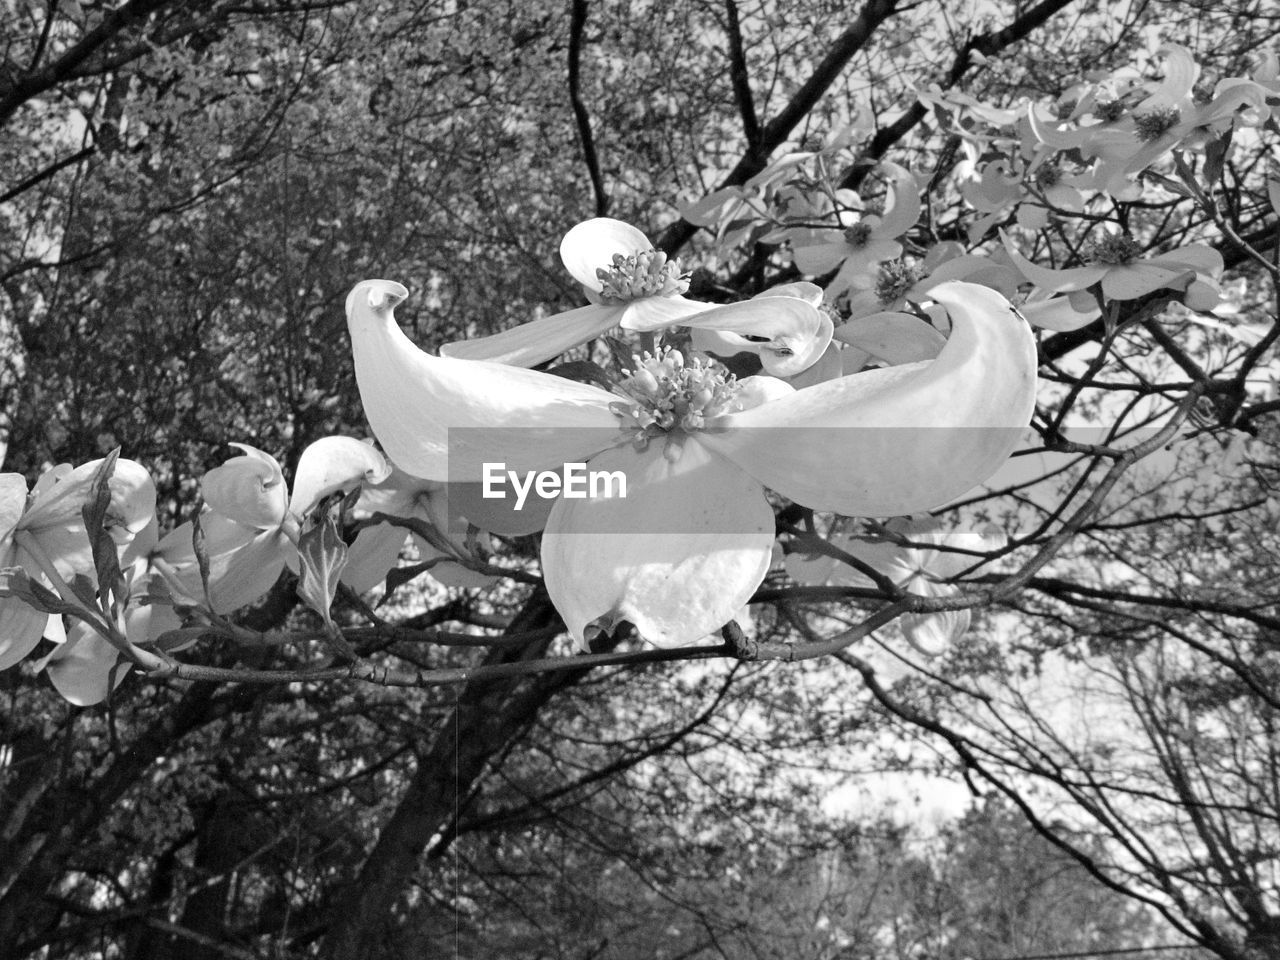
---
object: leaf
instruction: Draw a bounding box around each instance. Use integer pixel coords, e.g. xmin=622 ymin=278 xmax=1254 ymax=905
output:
xmin=191 ymin=511 xmax=213 ymax=605
xmin=81 ymin=449 xmax=126 ymax=611
xmin=295 ymin=510 xmax=348 ymax=628
xmin=377 ymin=559 xmax=437 ymax=608
xmin=546 ymin=360 xmax=620 ymax=392
xmin=1202 ymin=129 xmax=1232 ymax=187
xmin=0 ymin=567 xmax=92 ymax=619
xmin=1268 ymin=180 xmax=1280 ymax=219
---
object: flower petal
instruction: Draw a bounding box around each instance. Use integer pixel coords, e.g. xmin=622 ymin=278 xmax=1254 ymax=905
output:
xmin=19 ymin=459 xmax=157 ymax=577
xmin=1020 ymin=296 xmax=1100 ymax=332
xmin=619 ymin=295 xmax=715 ymax=332
xmin=347 ymin=280 xmax=622 ymax=481
xmin=682 ymin=296 xmax=832 ymax=377
xmin=873 ymin=162 xmax=922 ymax=239
xmin=560 ymin=218 xmax=654 ymax=291
xmin=1002 ymin=233 xmax=1107 ymax=293
xmin=201 ymin=444 xmax=287 ymax=529
xmin=541 ymin=440 xmax=774 ymax=649
xmin=0 ymin=596 xmax=51 ymax=670
xmin=44 ymin=622 xmax=128 ymax=706
xmin=833 ymin=312 xmax=946 ymax=364
xmin=901 ymin=607 xmax=970 ymax=657
xmin=0 ymin=474 xmax=28 ymax=541
xmin=440 ymin=303 xmax=623 ymax=367
xmin=158 ymin=515 xmax=288 ymax=614
xmin=342 ymin=524 xmax=409 ymax=594
xmin=700 ymin=282 xmax=1038 ymax=517
xmin=792 ymin=235 xmax=850 ymax=275
xmin=288 ymin=437 xmax=391 ymax=518
xmin=1100 ymin=263 xmax=1191 ymax=301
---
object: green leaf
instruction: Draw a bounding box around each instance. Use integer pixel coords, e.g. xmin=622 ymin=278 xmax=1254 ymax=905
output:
xmin=546 ymin=360 xmax=620 ymax=392
xmin=81 ymin=448 xmax=126 ymax=612
xmin=296 ymin=510 xmax=348 ymax=628
xmin=0 ymin=567 xmax=90 ymax=619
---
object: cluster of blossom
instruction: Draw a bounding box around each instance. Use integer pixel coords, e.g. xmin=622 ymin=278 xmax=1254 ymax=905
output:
xmin=31 ymin=47 xmax=1275 ymax=698
xmin=0 ymin=442 xmax=489 ymax=705
xmin=1 ymin=205 xmax=1040 ymax=705
xmin=685 ymin=43 xmax=1278 ymax=333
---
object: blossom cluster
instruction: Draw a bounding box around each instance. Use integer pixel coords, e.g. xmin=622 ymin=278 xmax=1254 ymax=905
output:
xmin=1 ymin=201 xmax=1041 ymax=704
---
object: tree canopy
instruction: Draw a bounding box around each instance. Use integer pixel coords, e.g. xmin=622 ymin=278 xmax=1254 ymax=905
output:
xmin=0 ymin=1 xmax=1277 ymax=958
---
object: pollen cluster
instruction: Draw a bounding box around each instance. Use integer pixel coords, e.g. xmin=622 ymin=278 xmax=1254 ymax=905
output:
xmin=875 ymin=260 xmax=922 ymax=304
xmin=843 ymin=222 xmax=874 ymax=248
xmin=610 ymin=348 xmax=743 ymax=447
xmin=1086 ymin=234 xmax=1142 ymax=265
xmin=595 ymin=249 xmax=690 ymax=302
xmin=1133 ymin=107 xmax=1181 ymax=142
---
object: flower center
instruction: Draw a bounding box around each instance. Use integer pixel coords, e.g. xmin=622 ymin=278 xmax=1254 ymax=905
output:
xmin=843 ymin=222 xmax=874 ymax=248
xmin=1034 ymin=164 xmax=1062 ymax=188
xmin=875 ymin=260 xmax=922 ymax=304
xmin=610 ymin=349 xmax=743 ymax=451
xmin=1086 ymin=234 xmax=1142 ymax=265
xmin=1133 ymin=106 xmax=1180 ymax=142
xmin=1093 ymin=98 xmax=1125 ymax=123
xmin=595 ymin=249 xmax=690 ymax=302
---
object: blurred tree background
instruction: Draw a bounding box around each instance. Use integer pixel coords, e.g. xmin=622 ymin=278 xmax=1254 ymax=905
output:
xmin=1 ymin=1 xmax=1277 ymax=958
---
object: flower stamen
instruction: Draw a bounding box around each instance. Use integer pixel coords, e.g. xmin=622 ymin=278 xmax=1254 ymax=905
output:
xmin=609 ymin=348 xmax=743 ymax=455
xmin=1133 ymin=106 xmax=1181 ymax=142
xmin=1085 ymin=234 xmax=1142 ymax=265
xmin=596 ymin=249 xmax=690 ymax=302
xmin=843 ymin=222 xmax=874 ymax=248
xmin=874 ymin=260 xmax=922 ymax=305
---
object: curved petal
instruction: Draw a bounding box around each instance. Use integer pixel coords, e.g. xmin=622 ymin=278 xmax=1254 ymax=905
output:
xmin=1140 ymin=44 xmax=1198 ymax=110
xmin=1020 ymin=296 xmax=1100 ymax=332
xmin=45 ymin=622 xmax=128 ymax=706
xmin=1100 ymin=262 xmax=1191 ymax=301
xmin=1155 ymin=244 xmax=1223 ymax=278
xmin=1002 ymin=234 xmax=1107 ymax=293
xmin=901 ymin=606 xmax=971 ymax=657
xmin=448 ymin=480 xmax=556 ymax=536
xmin=342 ymin=524 xmax=409 ymax=594
xmin=21 ymin=458 xmax=156 ymax=539
xmin=792 ymin=236 xmax=849 ymax=276
xmin=873 ymin=162 xmax=922 ymax=239
xmin=833 ymin=312 xmax=947 ymax=364
xmin=784 ymin=343 xmax=845 ymax=389
xmin=541 ymin=440 xmax=774 ymax=649
xmin=201 ymin=444 xmax=287 ymax=530
xmin=440 ymin=303 xmax=623 ymax=366
xmin=700 ymin=282 xmax=1038 ymax=517
xmin=619 ymin=295 xmax=714 ymax=332
xmin=347 ymin=280 xmax=623 ymax=481
xmin=681 ymin=297 xmax=832 ymax=378
xmin=288 ymin=437 xmax=391 ymax=518
xmin=158 ymin=514 xmax=287 ymax=614
xmin=20 ymin=458 xmax=157 ymax=577
xmin=0 ymin=596 xmax=51 ymax=670
xmin=758 ymin=281 xmax=824 ymax=307
xmin=560 ymin=218 xmax=653 ymax=291
xmin=0 ymin=474 xmax=28 ymax=541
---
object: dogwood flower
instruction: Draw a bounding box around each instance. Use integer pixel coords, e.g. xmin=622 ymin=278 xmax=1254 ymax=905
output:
xmin=158 ymin=438 xmax=390 ymax=614
xmin=346 ymin=277 xmax=1037 ymax=649
xmin=787 ymin=518 xmax=1006 ymax=655
xmin=439 ymin=217 xmax=831 ymax=375
xmin=343 ymin=464 xmax=497 ymax=592
xmin=0 ymin=458 xmax=155 ymax=670
xmin=788 ymin=163 xmax=921 ymax=301
xmin=1003 ymin=230 xmax=1223 ymax=311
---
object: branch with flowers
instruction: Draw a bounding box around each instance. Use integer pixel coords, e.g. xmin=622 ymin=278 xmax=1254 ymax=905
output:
xmin=1 ymin=41 xmax=1277 ymax=711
